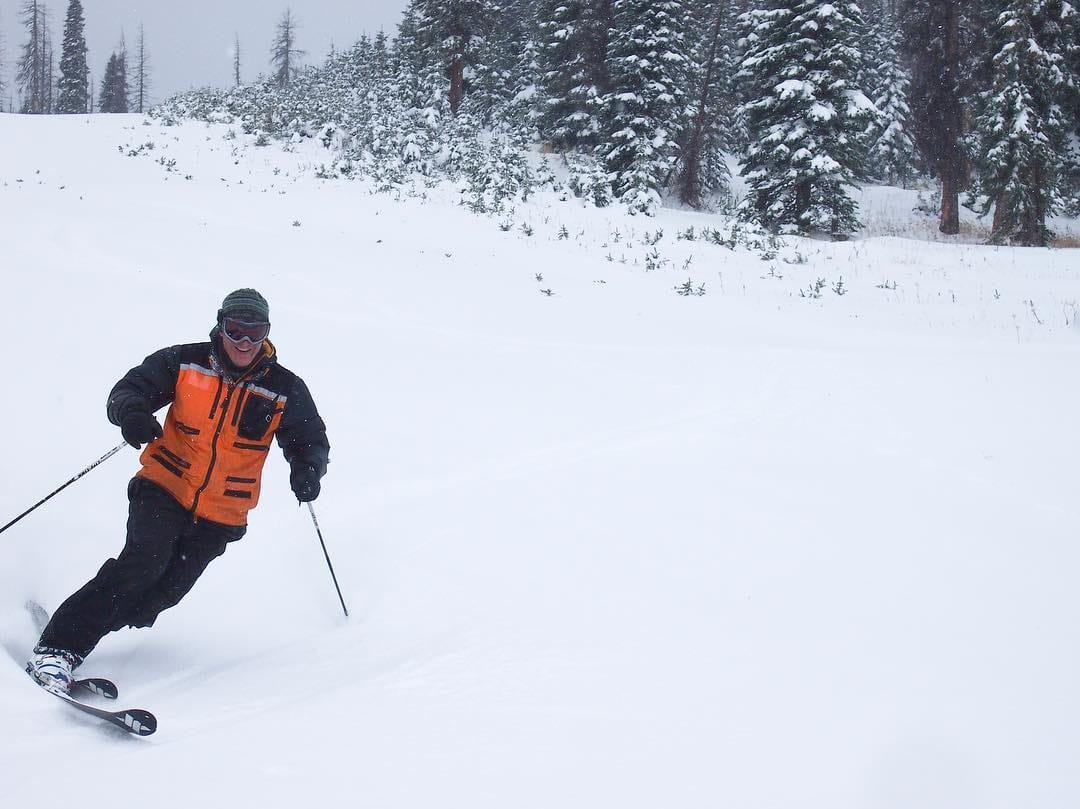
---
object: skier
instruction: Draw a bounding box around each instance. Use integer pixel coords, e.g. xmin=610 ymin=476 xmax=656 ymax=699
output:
xmin=27 ymin=289 xmax=330 ymax=692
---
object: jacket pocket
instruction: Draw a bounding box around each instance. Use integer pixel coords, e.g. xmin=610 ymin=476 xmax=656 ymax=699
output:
xmin=237 ymin=393 xmax=282 ymax=441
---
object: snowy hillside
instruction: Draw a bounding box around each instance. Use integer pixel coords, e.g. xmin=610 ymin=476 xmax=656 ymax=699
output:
xmin=1 ymin=113 xmax=1078 ymax=808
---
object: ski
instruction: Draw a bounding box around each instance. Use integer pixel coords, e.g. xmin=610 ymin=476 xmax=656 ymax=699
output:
xmin=25 ymin=600 xmax=118 ymax=699
xmin=30 ymin=677 xmax=157 ymax=737
xmin=73 ymin=677 xmax=119 ymax=700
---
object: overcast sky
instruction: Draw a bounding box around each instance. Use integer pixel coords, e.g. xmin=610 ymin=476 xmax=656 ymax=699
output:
xmin=1 ymin=1 xmax=410 ymax=109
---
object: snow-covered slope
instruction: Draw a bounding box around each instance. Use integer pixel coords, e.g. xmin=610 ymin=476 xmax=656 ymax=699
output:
xmin=1 ymin=114 xmax=1078 ymax=808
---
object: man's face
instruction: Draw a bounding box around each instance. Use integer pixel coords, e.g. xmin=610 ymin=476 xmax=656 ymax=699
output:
xmin=220 ymin=317 xmax=270 ymax=368
xmin=222 ymin=333 xmax=262 ymax=368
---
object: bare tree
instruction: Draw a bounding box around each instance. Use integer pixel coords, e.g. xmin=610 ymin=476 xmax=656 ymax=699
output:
xmin=233 ymin=32 xmax=242 ymax=86
xmin=132 ymin=23 xmax=151 ymax=112
xmin=43 ymin=26 xmax=55 ymax=111
xmin=0 ymin=16 xmax=7 ymax=100
xmin=270 ymin=8 xmax=304 ymax=88
xmin=17 ymin=0 xmax=53 ymax=113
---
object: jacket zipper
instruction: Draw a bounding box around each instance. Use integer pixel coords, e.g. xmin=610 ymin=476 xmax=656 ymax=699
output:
xmin=191 ymin=353 xmax=265 ymax=520
xmin=191 ymin=383 xmax=236 ymax=519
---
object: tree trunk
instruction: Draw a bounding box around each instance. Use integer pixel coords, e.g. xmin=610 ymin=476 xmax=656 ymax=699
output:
xmin=1027 ymin=164 xmax=1048 ymax=246
xmin=678 ymin=4 xmax=725 ymax=208
xmin=449 ymin=56 xmax=464 ymax=115
xmin=796 ymin=183 xmax=812 ymax=232
xmin=992 ymin=191 xmax=1007 ymax=236
xmin=938 ymin=0 xmax=961 ymax=235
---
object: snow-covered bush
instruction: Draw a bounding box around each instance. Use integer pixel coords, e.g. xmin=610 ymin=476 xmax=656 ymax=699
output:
xmin=151 ymin=44 xmax=547 ymax=212
xmin=565 ymin=153 xmax=614 ymax=208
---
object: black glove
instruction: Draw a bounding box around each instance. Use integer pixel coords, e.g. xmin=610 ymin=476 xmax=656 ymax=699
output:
xmin=121 ymin=411 xmax=163 ymax=449
xmin=290 ymin=464 xmax=322 ymax=502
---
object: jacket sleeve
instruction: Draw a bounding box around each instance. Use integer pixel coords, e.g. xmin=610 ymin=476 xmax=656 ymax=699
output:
xmin=276 ymin=375 xmax=330 ymax=477
xmin=106 ymin=346 xmax=182 ymax=427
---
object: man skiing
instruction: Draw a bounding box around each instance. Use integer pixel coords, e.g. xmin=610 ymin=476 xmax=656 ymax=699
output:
xmin=27 ymin=289 xmax=330 ymax=692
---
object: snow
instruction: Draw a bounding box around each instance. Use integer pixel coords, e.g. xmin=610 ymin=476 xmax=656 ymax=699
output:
xmin=2 ymin=113 xmax=1080 ymax=808
xmin=777 ymin=79 xmax=812 ymax=99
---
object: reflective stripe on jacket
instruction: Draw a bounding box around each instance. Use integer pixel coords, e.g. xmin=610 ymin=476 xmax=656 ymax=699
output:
xmin=107 ymin=334 xmax=330 ymax=526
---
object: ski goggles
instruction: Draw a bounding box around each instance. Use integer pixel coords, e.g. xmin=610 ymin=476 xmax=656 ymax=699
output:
xmin=222 ymin=316 xmax=270 ymax=344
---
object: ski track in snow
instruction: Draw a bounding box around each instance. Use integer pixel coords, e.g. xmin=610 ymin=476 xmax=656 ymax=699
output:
xmin=1 ymin=114 xmax=1079 ymax=808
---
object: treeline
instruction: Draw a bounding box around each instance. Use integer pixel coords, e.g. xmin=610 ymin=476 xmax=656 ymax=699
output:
xmin=397 ymin=0 xmax=1080 ymax=243
xmin=1 ymin=0 xmax=151 ymax=114
xmin=39 ymin=1 xmax=1080 ymax=245
xmin=162 ymin=0 xmax=1080 ymax=245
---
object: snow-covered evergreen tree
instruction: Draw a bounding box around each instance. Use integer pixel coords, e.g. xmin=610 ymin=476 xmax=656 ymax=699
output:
xmin=505 ymin=21 xmax=542 ymax=131
xmin=675 ymin=0 xmax=737 ymax=207
xmin=970 ymin=0 xmax=1076 ymax=245
xmin=899 ymin=0 xmax=964 ymax=233
xmin=856 ymin=0 xmax=886 ymax=107
xmin=56 ymin=0 xmax=87 ymax=113
xmin=1053 ymin=0 xmax=1079 ymax=215
xmin=863 ymin=12 xmax=915 ymax=185
xmin=537 ymin=0 xmax=613 ymax=151
xmin=99 ymin=50 xmax=127 ymax=112
xmin=738 ymin=0 xmax=873 ymax=233
xmin=537 ymin=0 xmax=584 ymax=149
xmin=270 ymin=8 xmax=304 ymax=89
xmin=372 ymin=29 xmax=391 ymax=77
xmin=410 ymin=0 xmax=499 ymax=114
xmin=393 ymin=5 xmax=437 ymax=111
xmin=599 ymin=0 xmax=688 ymax=214
xmin=468 ymin=0 xmax=538 ymax=129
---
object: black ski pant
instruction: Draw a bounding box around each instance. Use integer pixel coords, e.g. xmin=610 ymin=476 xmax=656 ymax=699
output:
xmin=38 ymin=477 xmax=245 ymax=661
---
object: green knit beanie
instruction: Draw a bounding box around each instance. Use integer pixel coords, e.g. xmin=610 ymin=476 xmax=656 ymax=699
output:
xmin=218 ymin=288 xmax=270 ymax=323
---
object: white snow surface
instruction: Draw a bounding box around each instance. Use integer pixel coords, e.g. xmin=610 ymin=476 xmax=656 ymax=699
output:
xmin=2 ymin=114 xmax=1080 ymax=808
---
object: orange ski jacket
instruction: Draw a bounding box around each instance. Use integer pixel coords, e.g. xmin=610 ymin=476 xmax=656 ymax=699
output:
xmin=107 ymin=334 xmax=329 ymax=526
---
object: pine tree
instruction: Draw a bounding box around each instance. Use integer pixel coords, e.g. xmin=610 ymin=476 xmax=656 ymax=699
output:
xmin=675 ymin=0 xmax=738 ymax=207
xmin=970 ymin=0 xmax=1075 ymax=245
xmin=864 ymin=11 xmax=915 ymax=185
xmin=132 ymin=24 xmax=150 ymax=112
xmin=410 ymin=0 xmax=499 ymax=114
xmin=599 ymin=0 xmax=688 ymax=213
xmin=1071 ymin=5 xmax=1080 ymax=133
xmin=392 ymin=4 xmax=436 ymax=110
xmin=857 ymin=0 xmax=886 ymax=97
xmin=99 ymin=50 xmax=128 ymax=112
xmin=56 ymin=0 xmax=87 ymax=113
xmin=270 ymin=8 xmax=304 ymax=88
xmin=899 ymin=0 xmax=963 ymax=233
xmin=373 ymin=29 xmax=390 ymax=74
xmin=469 ymin=0 xmax=538 ymax=128
xmin=537 ymin=0 xmax=594 ymax=149
xmin=1064 ymin=3 xmax=1080 ymax=213
xmin=17 ymin=0 xmax=53 ymax=114
xmin=738 ymin=0 xmax=873 ymax=233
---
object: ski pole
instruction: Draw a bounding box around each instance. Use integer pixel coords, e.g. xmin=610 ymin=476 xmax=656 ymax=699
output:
xmin=1 ymin=442 xmax=128 ymax=537
xmin=307 ymin=502 xmax=348 ymax=618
